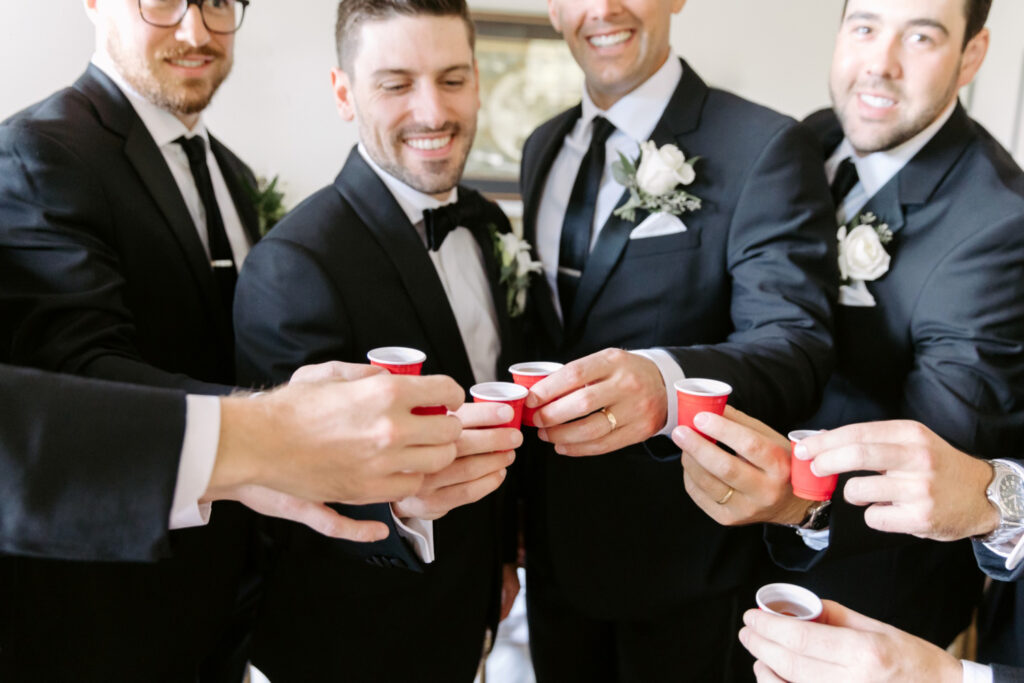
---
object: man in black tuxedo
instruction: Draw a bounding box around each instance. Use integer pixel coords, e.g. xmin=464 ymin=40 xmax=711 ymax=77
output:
xmin=233 ymin=1 xmax=523 ymax=680
xmin=0 ymin=362 xmax=468 ymax=562
xmin=675 ymin=0 xmax=1024 ymax=652
xmin=735 ymin=422 xmax=1024 ymax=682
xmin=516 ymin=0 xmax=837 ymax=679
xmin=0 ymin=0 xmax=265 ymax=679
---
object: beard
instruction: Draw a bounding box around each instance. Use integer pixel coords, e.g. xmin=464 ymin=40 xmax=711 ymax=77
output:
xmin=831 ymin=70 xmax=959 ymax=155
xmin=362 ymin=121 xmax=476 ymax=197
xmin=106 ymin=24 xmax=232 ymax=116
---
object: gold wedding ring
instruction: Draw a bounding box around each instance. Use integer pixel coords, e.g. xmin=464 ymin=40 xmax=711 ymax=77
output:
xmin=601 ymin=407 xmax=618 ymax=431
xmin=716 ymin=487 xmax=735 ymax=505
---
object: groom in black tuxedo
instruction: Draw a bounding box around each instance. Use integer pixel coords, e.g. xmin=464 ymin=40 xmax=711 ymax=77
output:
xmin=516 ymin=0 xmax=837 ymax=680
xmin=0 ymin=1 xmax=262 ymax=679
xmin=233 ymin=1 xmax=523 ymax=681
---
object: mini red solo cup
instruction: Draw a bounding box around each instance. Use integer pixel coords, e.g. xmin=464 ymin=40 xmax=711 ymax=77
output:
xmin=509 ymin=361 xmax=564 ymax=427
xmin=756 ymin=583 xmax=823 ymax=622
xmin=470 ymin=382 xmax=529 ymax=430
xmin=366 ymin=346 xmax=444 ymax=415
xmin=675 ymin=378 xmax=732 ymax=442
xmin=366 ymin=346 xmax=426 ymax=375
xmin=788 ymin=429 xmax=837 ymax=501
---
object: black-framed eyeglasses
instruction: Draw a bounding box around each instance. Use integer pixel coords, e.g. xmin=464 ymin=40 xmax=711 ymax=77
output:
xmin=138 ymin=0 xmax=249 ymax=35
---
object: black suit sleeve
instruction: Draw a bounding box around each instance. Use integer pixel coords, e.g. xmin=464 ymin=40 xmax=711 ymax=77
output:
xmin=993 ymin=665 xmax=1024 ymax=683
xmin=663 ymin=120 xmax=838 ymax=427
xmin=0 ymin=126 xmax=227 ymax=394
xmin=0 ymin=364 xmax=185 ymax=562
xmin=234 ymin=235 xmax=424 ymax=572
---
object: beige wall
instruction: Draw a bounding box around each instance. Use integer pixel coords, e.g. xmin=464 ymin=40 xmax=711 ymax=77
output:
xmin=1 ymin=0 xmax=1020 ymax=205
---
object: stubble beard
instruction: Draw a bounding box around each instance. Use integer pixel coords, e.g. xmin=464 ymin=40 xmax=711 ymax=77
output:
xmin=363 ymin=121 xmax=476 ymax=197
xmin=106 ymin=24 xmax=232 ymax=116
xmin=832 ymin=70 xmax=960 ymax=155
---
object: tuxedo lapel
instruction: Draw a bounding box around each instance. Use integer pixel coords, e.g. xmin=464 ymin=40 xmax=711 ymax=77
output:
xmin=523 ymin=106 xmax=580 ymax=350
xmin=567 ymin=60 xmax=707 ymax=333
xmin=75 ymin=66 xmax=228 ymax=341
xmin=335 ymin=151 xmax=475 ymax=387
xmin=210 ymin=136 xmax=261 ymax=244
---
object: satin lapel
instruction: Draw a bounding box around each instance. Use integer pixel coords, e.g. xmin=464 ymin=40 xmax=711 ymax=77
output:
xmin=210 ymin=136 xmax=261 ymax=244
xmin=522 ymin=106 xmax=580 ymax=350
xmin=335 ymin=151 xmax=475 ymax=387
xmin=75 ymin=66 xmax=226 ymax=338
xmin=860 ymin=180 xmax=905 ymax=236
xmin=567 ymin=60 xmax=707 ymax=333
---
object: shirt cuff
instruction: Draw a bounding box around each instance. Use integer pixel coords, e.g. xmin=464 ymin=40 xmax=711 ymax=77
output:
xmin=983 ymin=529 xmax=1024 ymax=572
xmin=630 ymin=348 xmax=685 ymax=437
xmin=797 ymin=527 xmax=830 ymax=551
xmin=169 ymin=395 xmax=219 ymax=530
xmin=392 ymin=510 xmax=435 ymax=564
xmin=961 ymin=660 xmax=994 ymax=683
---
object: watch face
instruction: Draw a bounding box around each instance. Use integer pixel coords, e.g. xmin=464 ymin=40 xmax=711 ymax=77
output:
xmin=999 ymin=474 xmax=1024 ymax=518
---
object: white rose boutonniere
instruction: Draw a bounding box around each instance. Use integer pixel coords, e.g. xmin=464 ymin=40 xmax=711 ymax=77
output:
xmin=837 ymin=211 xmax=893 ymax=307
xmin=612 ymin=140 xmax=702 ymax=223
xmin=489 ymin=225 xmax=542 ymax=318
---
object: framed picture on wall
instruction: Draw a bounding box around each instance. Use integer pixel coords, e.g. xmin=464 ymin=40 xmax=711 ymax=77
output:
xmin=1014 ymin=50 xmax=1024 ymax=163
xmin=464 ymin=12 xmax=583 ymax=199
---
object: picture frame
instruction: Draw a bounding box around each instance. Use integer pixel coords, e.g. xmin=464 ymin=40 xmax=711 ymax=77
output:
xmin=464 ymin=12 xmax=583 ymax=199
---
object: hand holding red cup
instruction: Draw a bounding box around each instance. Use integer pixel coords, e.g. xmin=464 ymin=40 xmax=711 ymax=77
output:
xmin=675 ymin=378 xmax=732 ymax=442
xmin=470 ymin=382 xmax=529 ymax=430
xmin=366 ymin=346 xmax=446 ymax=415
xmin=509 ymin=362 xmax=563 ymax=427
xmin=788 ymin=429 xmax=838 ymax=501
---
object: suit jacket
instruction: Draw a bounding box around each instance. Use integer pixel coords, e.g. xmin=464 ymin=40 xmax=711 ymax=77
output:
xmin=0 ymin=66 xmax=261 ymax=682
xmin=518 ymin=60 xmax=837 ymax=618
xmin=765 ymin=105 xmax=1024 ymax=647
xmin=0 ymin=363 xmax=184 ymax=561
xmin=233 ymin=149 xmax=522 ymax=682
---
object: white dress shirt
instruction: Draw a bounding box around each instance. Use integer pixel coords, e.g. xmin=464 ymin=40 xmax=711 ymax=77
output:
xmin=535 ymin=55 xmax=686 ymax=436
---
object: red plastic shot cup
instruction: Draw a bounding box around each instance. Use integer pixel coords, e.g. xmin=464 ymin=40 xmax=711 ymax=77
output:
xmin=366 ymin=346 xmax=445 ymax=415
xmin=509 ymin=362 xmax=564 ymax=427
xmin=470 ymin=382 xmax=529 ymax=430
xmin=756 ymin=583 xmax=823 ymax=622
xmin=788 ymin=429 xmax=837 ymax=501
xmin=675 ymin=378 xmax=732 ymax=442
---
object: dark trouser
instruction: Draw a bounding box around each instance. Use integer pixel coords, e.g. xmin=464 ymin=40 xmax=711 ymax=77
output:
xmin=526 ymin=572 xmax=754 ymax=683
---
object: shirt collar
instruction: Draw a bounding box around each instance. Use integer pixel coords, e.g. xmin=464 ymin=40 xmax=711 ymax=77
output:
xmin=826 ymin=99 xmax=957 ymax=199
xmin=581 ymin=53 xmax=683 ymax=144
xmin=91 ymin=51 xmax=209 ymax=148
xmin=357 ymin=144 xmax=458 ymax=227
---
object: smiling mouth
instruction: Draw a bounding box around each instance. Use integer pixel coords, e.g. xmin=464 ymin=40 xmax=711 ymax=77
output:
xmin=588 ymin=30 xmax=632 ymax=48
xmin=405 ymin=135 xmax=453 ymax=151
xmin=169 ymin=58 xmax=211 ymax=68
xmin=858 ymin=93 xmax=896 ymax=109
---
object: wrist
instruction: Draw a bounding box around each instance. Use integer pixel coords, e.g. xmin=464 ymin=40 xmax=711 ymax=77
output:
xmin=778 ymin=493 xmax=815 ymax=526
xmin=204 ymin=395 xmax=275 ymax=500
xmin=970 ymin=458 xmax=1000 ymax=538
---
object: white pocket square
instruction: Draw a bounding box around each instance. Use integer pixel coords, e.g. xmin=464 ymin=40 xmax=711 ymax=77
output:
xmin=838 ymin=281 xmax=877 ymax=307
xmin=628 ymin=212 xmax=688 ymax=239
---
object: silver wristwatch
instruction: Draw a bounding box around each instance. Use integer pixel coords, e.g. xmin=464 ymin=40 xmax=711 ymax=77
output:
xmin=786 ymin=499 xmax=831 ymax=531
xmin=978 ymin=459 xmax=1024 ymax=545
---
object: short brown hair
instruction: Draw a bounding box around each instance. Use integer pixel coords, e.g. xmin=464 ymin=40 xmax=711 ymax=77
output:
xmin=841 ymin=0 xmax=992 ymax=48
xmin=335 ymin=0 xmax=475 ymax=72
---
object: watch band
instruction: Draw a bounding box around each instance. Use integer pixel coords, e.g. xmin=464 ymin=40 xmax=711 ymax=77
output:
xmin=978 ymin=459 xmax=1024 ymax=545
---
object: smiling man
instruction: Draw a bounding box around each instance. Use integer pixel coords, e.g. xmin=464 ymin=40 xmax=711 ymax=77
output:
xmin=516 ymin=0 xmax=838 ymax=680
xmin=0 ymin=0 xmax=265 ymax=680
xmin=670 ymin=0 xmax=1024 ymax=664
xmin=232 ymin=1 xmax=525 ymax=681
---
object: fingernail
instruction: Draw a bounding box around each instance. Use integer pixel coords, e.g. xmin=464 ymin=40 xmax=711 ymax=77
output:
xmin=538 ymin=428 xmax=549 ymax=441
xmin=794 ymin=443 xmax=811 ymax=460
xmin=742 ymin=609 xmax=757 ymax=626
xmin=507 ymin=452 xmax=516 ymax=464
xmin=810 ymin=461 xmax=822 ymax=477
xmin=525 ymin=394 xmax=538 ymax=408
xmin=497 ymin=404 xmax=514 ymax=420
xmin=693 ymin=412 xmax=710 ymax=428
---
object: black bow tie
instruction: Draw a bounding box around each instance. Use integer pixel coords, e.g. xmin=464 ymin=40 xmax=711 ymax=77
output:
xmin=422 ymin=191 xmax=489 ymax=251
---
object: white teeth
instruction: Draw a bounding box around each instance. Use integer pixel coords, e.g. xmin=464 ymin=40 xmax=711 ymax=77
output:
xmin=589 ymin=30 xmax=631 ymax=48
xmin=860 ymin=94 xmax=895 ymax=108
xmin=406 ymin=136 xmax=451 ymax=151
xmin=172 ymin=59 xmax=206 ymax=68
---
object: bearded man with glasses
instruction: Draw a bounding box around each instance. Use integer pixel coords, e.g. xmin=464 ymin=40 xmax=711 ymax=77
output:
xmin=0 ymin=0 xmax=265 ymax=680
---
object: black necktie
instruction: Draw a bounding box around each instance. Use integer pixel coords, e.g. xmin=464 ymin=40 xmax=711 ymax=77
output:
xmin=175 ymin=135 xmax=237 ymax=320
xmin=422 ymin=190 xmax=489 ymax=251
xmin=558 ymin=116 xmax=615 ymax=318
xmin=830 ymin=157 xmax=860 ymax=207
